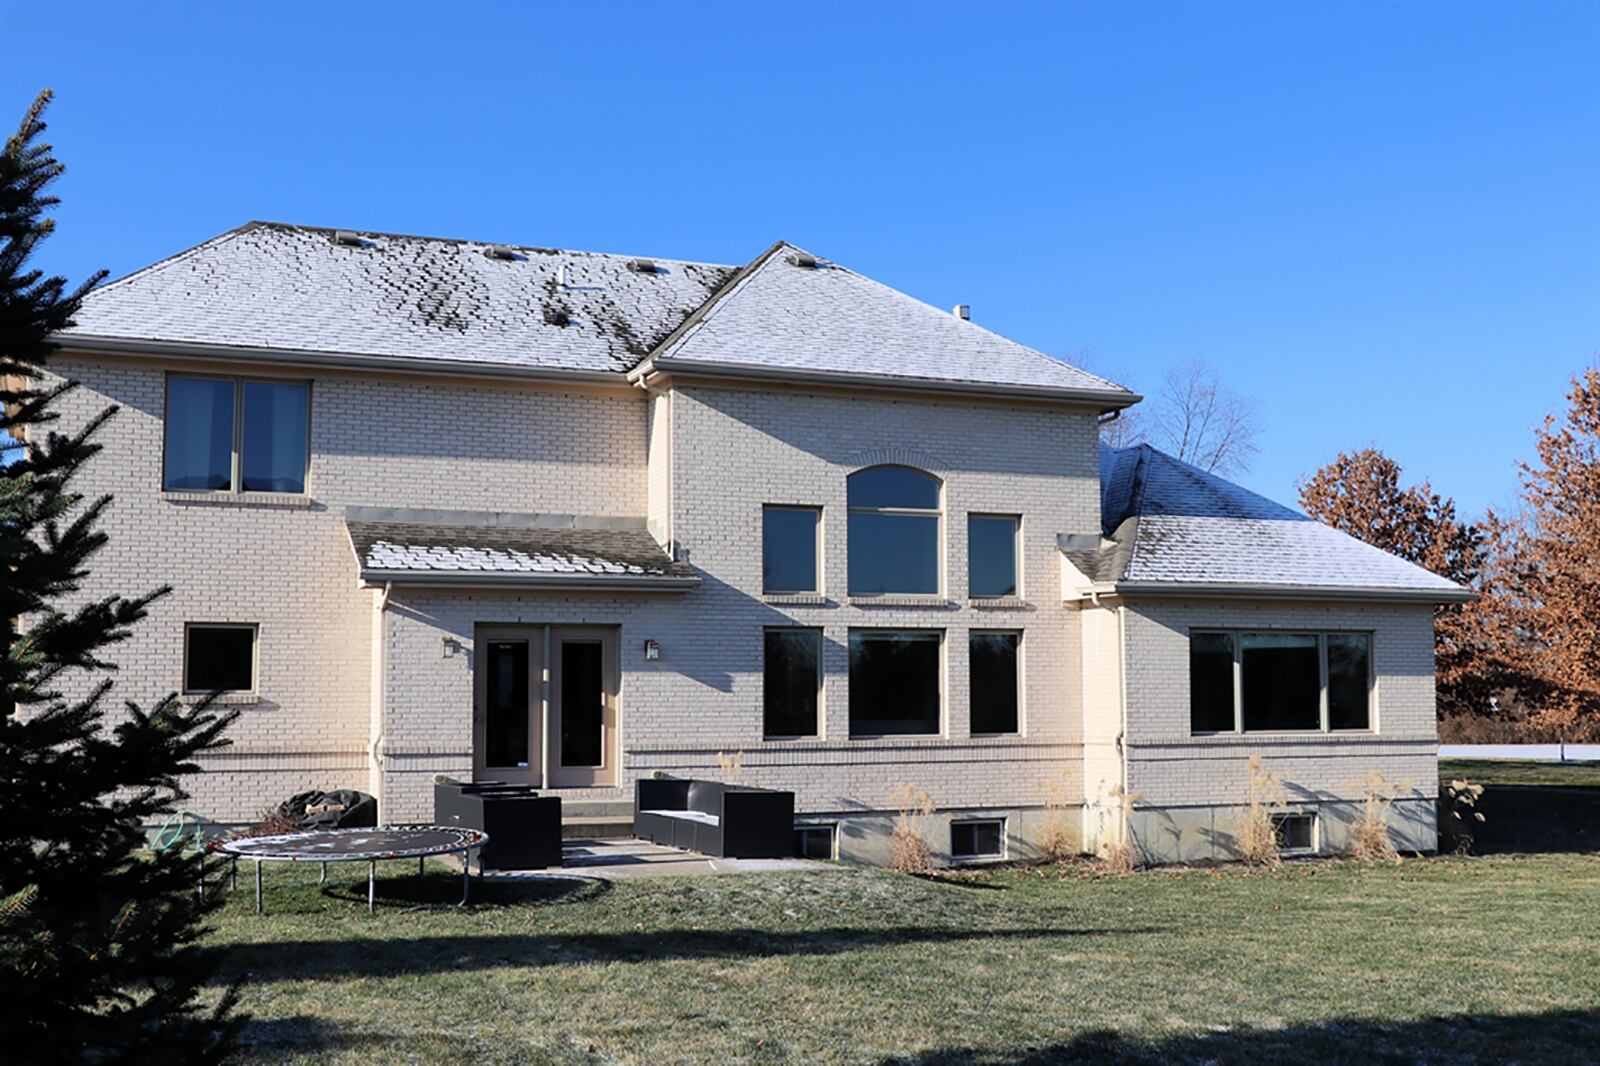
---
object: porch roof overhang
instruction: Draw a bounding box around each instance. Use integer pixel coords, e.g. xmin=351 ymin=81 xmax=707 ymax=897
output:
xmin=345 ymin=507 xmax=698 ymax=592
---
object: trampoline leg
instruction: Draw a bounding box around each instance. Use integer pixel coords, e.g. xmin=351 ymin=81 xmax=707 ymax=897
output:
xmin=419 ymin=856 xmax=425 ymax=879
xmin=460 ymin=851 xmax=470 ymax=907
xmin=319 ymin=861 xmax=327 ymax=885
xmin=368 ymin=860 xmax=376 ymax=914
xmin=231 ymin=857 xmax=238 ymax=891
xmin=254 ymin=859 xmax=263 ymax=915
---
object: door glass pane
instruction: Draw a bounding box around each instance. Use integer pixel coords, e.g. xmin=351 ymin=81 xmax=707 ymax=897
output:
xmin=164 ymin=377 xmax=235 ymax=490
xmin=847 ymin=512 xmax=939 ymax=595
xmin=969 ymin=632 xmax=1019 ymax=734
xmin=764 ymin=629 xmax=820 ymax=737
xmin=967 ymin=516 xmax=1018 ymax=597
xmin=241 ymin=381 xmax=309 ymax=493
xmin=485 ymin=641 xmax=530 ymax=767
xmin=1190 ymin=632 xmax=1236 ymax=732
xmin=561 ymin=640 xmax=605 ymax=767
xmin=1241 ymin=633 xmax=1321 ymax=731
xmin=848 ymin=631 xmax=941 ymax=736
xmin=763 ymin=507 xmax=819 ymax=593
xmin=1327 ymin=633 xmax=1371 ymax=730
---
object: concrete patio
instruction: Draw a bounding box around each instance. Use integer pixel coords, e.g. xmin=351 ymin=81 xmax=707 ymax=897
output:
xmin=460 ymin=838 xmax=828 ymax=881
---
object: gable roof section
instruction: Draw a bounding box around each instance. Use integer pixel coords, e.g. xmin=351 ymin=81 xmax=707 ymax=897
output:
xmin=1060 ymin=444 xmax=1474 ymax=602
xmin=63 ymin=222 xmax=738 ymax=376
xmin=641 ymin=243 xmax=1137 ymax=405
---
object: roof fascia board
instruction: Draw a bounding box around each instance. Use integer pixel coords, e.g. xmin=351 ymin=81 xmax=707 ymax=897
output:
xmin=358 ymin=570 xmax=699 ymax=591
xmin=1085 ymin=581 xmax=1477 ymax=604
xmin=637 ymin=357 xmax=1142 ymax=411
xmin=55 ymin=335 xmax=633 ymax=390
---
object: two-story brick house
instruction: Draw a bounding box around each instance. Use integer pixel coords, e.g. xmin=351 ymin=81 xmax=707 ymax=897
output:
xmin=34 ymin=222 xmax=1470 ymax=865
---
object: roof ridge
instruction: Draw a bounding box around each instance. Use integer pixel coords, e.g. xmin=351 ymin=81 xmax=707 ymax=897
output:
xmin=634 ymin=240 xmax=793 ymax=371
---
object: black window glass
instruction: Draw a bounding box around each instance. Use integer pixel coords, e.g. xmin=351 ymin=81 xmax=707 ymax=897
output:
xmin=764 ymin=630 xmax=820 ymax=737
xmin=1190 ymin=632 xmax=1236 ymax=732
xmin=485 ymin=640 xmax=530 ymax=767
xmin=952 ymin=820 xmax=1004 ymax=858
xmin=1327 ymin=633 xmax=1371 ymax=730
xmin=164 ymin=377 xmax=235 ymax=491
xmin=847 ymin=512 xmax=939 ymax=595
xmin=241 ymin=381 xmax=309 ymax=493
xmin=1241 ymin=633 xmax=1321 ymax=731
xmin=1273 ymin=814 xmax=1314 ymax=850
xmin=794 ymin=825 xmax=834 ymax=860
xmin=847 ymin=466 xmax=940 ymax=509
xmin=968 ymin=515 xmax=1018 ymax=597
xmin=561 ymin=641 xmax=604 ymax=767
xmin=848 ymin=631 xmax=941 ymax=736
xmin=763 ymin=508 xmax=819 ymax=593
xmin=969 ymin=632 xmax=1019 ymax=734
xmin=185 ymin=626 xmax=254 ymax=692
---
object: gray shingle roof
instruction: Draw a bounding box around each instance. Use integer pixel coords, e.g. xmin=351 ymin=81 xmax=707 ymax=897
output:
xmin=1060 ymin=444 xmax=1472 ymax=600
xmin=649 ymin=243 xmax=1136 ymax=401
xmin=345 ymin=510 xmax=696 ymax=588
xmin=65 ymin=222 xmax=737 ymax=375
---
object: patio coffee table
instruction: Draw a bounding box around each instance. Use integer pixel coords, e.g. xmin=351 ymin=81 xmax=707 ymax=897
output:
xmin=216 ymin=825 xmax=488 ymax=913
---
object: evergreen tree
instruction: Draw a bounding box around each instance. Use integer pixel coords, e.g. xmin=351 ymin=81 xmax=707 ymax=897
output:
xmin=0 ymin=90 xmax=240 ymax=1062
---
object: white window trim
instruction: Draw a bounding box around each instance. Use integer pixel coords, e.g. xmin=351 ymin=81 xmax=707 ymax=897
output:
xmin=794 ymin=822 xmax=838 ymax=860
xmin=1271 ymin=811 xmax=1319 ymax=854
xmin=1191 ymin=628 xmax=1376 ymax=736
xmin=162 ymin=373 xmax=312 ymax=496
xmin=950 ymin=816 xmax=1008 ymax=860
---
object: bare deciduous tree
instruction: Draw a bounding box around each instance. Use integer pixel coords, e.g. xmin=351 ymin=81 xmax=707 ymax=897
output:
xmin=1144 ymin=359 xmax=1261 ymax=474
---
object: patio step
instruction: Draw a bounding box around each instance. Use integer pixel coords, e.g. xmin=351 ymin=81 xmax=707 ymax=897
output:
xmin=561 ymin=814 xmax=634 ymax=840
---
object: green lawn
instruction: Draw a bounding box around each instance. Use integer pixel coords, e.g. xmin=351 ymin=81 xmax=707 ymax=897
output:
xmin=1441 ymin=758 xmax=1600 ymax=789
xmin=204 ymin=853 xmax=1600 ymax=1064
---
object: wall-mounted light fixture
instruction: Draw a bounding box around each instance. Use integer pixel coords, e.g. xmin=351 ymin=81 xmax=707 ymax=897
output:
xmin=442 ymin=638 xmax=461 ymax=658
xmin=643 ymin=639 xmax=660 ymax=661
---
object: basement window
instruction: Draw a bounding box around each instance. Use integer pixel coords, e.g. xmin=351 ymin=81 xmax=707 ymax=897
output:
xmin=1272 ymin=813 xmax=1316 ymax=853
xmin=184 ymin=624 xmax=257 ymax=694
xmin=794 ymin=824 xmax=836 ymax=860
xmin=951 ymin=818 xmax=1005 ymax=860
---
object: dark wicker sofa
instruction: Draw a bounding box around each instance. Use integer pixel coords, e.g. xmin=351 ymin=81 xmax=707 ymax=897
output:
xmin=633 ymin=777 xmax=794 ymax=859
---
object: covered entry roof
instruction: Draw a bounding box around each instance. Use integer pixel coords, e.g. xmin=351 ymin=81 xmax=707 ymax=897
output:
xmin=345 ymin=507 xmax=697 ymax=591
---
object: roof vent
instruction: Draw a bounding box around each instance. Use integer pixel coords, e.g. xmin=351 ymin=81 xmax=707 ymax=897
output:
xmin=484 ymin=244 xmax=520 ymax=261
xmin=788 ymin=253 xmax=820 ymax=269
xmin=628 ymin=258 xmax=662 ymax=274
xmin=953 ymin=304 xmax=971 ymax=320
xmin=332 ymin=230 xmax=368 ymax=248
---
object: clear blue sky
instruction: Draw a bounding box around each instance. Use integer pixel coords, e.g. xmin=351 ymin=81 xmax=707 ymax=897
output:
xmin=4 ymin=0 xmax=1595 ymax=517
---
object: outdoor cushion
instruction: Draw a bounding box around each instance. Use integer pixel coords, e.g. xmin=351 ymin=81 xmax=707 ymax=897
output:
xmin=642 ymin=808 xmax=719 ymax=826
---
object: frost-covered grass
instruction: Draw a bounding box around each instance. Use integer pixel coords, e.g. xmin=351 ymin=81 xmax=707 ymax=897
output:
xmin=205 ymin=853 xmax=1600 ymax=1064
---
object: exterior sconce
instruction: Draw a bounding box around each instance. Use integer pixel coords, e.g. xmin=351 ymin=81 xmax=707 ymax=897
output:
xmin=442 ymin=638 xmax=461 ymax=658
xmin=644 ymin=639 xmax=660 ymax=661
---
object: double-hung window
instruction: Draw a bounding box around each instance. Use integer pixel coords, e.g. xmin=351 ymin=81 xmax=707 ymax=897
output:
xmin=847 ymin=466 xmax=941 ymax=596
xmin=164 ymin=375 xmax=310 ymax=493
xmin=1189 ymin=630 xmax=1373 ymax=734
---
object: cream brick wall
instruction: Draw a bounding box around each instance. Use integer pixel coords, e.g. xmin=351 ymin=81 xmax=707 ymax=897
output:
xmin=39 ymin=356 xmax=646 ymax=821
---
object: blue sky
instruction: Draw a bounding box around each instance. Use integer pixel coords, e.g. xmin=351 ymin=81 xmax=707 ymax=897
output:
xmin=3 ymin=0 xmax=1595 ymax=517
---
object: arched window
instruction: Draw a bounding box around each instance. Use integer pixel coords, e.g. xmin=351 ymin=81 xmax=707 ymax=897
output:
xmin=847 ymin=465 xmax=942 ymax=595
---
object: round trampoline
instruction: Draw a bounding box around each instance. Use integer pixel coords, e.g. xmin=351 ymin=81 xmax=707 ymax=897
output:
xmin=216 ymin=825 xmax=489 ymax=913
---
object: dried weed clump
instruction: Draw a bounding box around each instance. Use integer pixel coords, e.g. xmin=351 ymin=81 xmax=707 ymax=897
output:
xmin=1039 ymin=771 xmax=1079 ymax=863
xmin=888 ymin=782 xmax=935 ymax=874
xmin=1348 ymin=768 xmax=1406 ymax=864
xmin=1098 ymin=784 xmax=1143 ymax=874
xmin=1236 ymin=754 xmax=1287 ymax=867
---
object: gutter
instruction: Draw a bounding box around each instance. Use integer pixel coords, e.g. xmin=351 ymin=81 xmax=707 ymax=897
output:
xmin=631 ymin=356 xmax=1143 ymax=411
xmin=1082 ymin=580 xmax=1478 ymax=604
xmin=357 ymin=570 xmax=700 ymax=592
xmin=55 ymin=335 xmax=631 ymax=388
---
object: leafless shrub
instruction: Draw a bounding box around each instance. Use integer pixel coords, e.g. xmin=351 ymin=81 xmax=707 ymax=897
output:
xmin=716 ymin=750 xmax=745 ymax=784
xmin=1038 ymin=771 xmax=1079 ymax=863
xmin=1443 ymin=778 xmax=1487 ymax=855
xmin=1235 ymin=754 xmax=1287 ymax=867
xmin=1098 ymin=784 xmax=1143 ymax=874
xmin=888 ymin=782 xmax=935 ymax=874
xmin=1348 ymin=769 xmax=1404 ymax=864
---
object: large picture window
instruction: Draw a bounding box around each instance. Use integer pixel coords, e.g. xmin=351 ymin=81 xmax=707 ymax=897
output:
xmin=969 ymin=631 xmax=1020 ymax=734
xmin=1189 ymin=631 xmax=1372 ymax=734
xmin=848 ymin=630 xmax=941 ymax=736
xmin=847 ymin=466 xmax=941 ymax=596
xmin=164 ymin=375 xmax=309 ymax=494
xmin=762 ymin=506 xmax=821 ymax=594
xmin=764 ymin=629 xmax=821 ymax=737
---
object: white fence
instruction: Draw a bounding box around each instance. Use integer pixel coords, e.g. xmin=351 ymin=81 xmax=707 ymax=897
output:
xmin=1438 ymin=744 xmax=1600 ymax=762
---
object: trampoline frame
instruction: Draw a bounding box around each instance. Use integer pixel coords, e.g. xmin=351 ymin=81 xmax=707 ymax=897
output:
xmin=215 ymin=824 xmax=490 ymax=914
